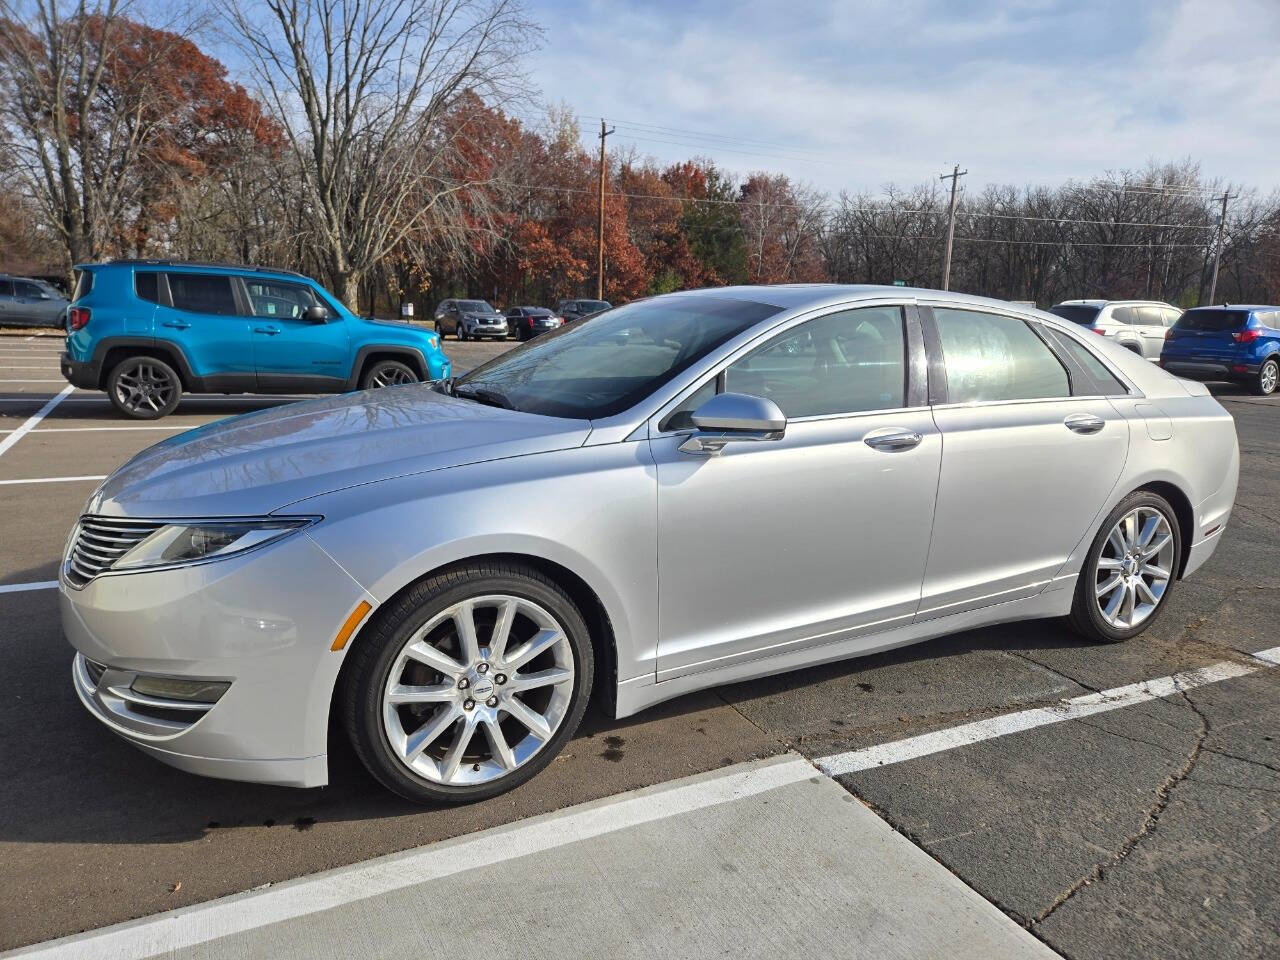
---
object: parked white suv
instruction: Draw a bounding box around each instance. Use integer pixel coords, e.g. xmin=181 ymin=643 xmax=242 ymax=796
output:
xmin=1048 ymin=300 xmax=1181 ymax=361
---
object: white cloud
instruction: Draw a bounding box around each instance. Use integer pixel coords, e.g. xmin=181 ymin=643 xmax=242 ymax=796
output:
xmin=526 ymin=0 xmax=1280 ymax=196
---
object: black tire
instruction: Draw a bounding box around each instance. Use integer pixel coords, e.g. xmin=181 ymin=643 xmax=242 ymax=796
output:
xmin=1250 ymin=357 xmax=1279 ymax=396
xmin=341 ymin=560 xmax=595 ymax=804
xmin=106 ymin=355 xmax=182 ymax=420
xmin=359 ymin=359 xmax=419 ymax=390
xmin=1068 ymin=490 xmax=1182 ymax=643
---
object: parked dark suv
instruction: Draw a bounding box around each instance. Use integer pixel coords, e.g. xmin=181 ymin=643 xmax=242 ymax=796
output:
xmin=61 ymin=260 xmax=450 ymax=418
xmin=556 ymin=298 xmax=611 ymax=322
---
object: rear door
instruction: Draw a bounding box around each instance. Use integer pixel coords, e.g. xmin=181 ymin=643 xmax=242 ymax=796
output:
xmin=0 ymin=279 xmax=13 ymax=323
xmin=158 ymin=272 xmax=255 ymax=387
xmin=239 ymin=277 xmax=349 ymax=391
xmin=1134 ymin=306 xmax=1169 ymax=359
xmin=918 ymin=304 xmax=1129 ymax=619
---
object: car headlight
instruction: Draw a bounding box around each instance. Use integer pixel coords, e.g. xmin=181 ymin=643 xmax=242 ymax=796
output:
xmin=111 ymin=518 xmax=316 ymax=572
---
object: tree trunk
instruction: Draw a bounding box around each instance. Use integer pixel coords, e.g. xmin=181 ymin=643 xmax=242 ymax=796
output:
xmin=339 ymin=272 xmax=361 ymax=313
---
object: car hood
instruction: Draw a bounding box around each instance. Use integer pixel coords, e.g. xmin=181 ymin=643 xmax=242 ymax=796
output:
xmin=87 ymin=386 xmax=590 ymax=519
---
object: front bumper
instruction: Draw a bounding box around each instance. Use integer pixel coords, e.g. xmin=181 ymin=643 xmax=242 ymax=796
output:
xmin=464 ymin=321 xmax=508 ymax=337
xmin=60 ymin=350 xmax=99 ymax=389
xmin=60 ymin=530 xmax=373 ymax=788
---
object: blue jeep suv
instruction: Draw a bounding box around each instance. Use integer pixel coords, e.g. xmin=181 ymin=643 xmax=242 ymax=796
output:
xmin=60 ymin=260 xmax=450 ymax=418
xmin=1160 ymin=305 xmax=1280 ymax=396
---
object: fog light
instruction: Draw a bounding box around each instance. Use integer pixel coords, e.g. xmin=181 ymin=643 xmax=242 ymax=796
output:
xmin=130 ymin=675 xmax=230 ymax=704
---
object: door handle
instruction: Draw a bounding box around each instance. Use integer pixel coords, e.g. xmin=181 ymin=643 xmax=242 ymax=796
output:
xmin=863 ymin=427 xmax=923 ymax=451
xmin=254 ymin=325 xmax=281 ymax=335
xmin=161 ymin=320 xmax=191 ymax=330
xmin=1064 ymin=414 xmax=1105 ymax=434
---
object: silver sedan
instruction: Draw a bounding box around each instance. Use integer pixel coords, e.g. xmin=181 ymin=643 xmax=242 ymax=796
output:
xmin=60 ymin=286 xmax=1239 ymax=803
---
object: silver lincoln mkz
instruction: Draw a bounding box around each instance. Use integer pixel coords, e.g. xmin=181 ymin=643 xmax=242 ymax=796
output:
xmin=61 ymin=286 xmax=1239 ymax=803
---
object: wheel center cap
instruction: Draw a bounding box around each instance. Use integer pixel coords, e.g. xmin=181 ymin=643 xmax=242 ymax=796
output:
xmin=470 ymin=676 xmax=495 ymax=700
xmin=1122 ymin=555 xmax=1138 ymax=577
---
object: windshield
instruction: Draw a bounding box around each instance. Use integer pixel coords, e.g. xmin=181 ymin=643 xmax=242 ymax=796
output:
xmin=454 ymin=295 xmax=782 ymax=419
xmin=1174 ymin=308 xmax=1251 ymax=332
xmin=578 ymin=300 xmax=610 ymax=313
xmin=1049 ymin=304 xmax=1101 ymax=325
xmin=458 ymin=300 xmax=496 ymax=313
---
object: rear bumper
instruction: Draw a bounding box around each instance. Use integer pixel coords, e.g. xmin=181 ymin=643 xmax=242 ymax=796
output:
xmin=1161 ymin=360 xmax=1254 ymax=381
xmin=60 ymin=350 xmax=99 ymax=389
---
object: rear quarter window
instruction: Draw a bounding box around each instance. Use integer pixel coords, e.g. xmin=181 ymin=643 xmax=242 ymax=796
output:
xmin=71 ymin=271 xmax=93 ymax=301
xmin=134 ymin=273 xmax=161 ymax=304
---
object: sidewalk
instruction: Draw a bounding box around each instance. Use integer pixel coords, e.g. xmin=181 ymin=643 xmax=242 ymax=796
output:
xmin=11 ymin=755 xmax=1059 ymax=960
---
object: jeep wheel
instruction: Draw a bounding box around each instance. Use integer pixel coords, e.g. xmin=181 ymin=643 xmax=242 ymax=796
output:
xmin=106 ymin=356 xmax=182 ymax=419
xmin=360 ymin=360 xmax=419 ymax=390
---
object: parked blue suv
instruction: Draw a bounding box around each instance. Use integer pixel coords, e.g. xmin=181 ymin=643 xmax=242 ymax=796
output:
xmin=1160 ymin=305 xmax=1280 ymax=396
xmin=60 ymin=260 xmax=450 ymax=418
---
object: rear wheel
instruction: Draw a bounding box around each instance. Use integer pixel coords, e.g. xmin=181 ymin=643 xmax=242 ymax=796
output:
xmin=106 ymin=356 xmax=182 ymax=419
xmin=1068 ymin=491 xmax=1180 ymax=643
xmin=342 ymin=560 xmax=594 ymax=803
xmin=360 ymin=359 xmax=419 ymax=390
xmin=1251 ymin=357 xmax=1278 ymax=396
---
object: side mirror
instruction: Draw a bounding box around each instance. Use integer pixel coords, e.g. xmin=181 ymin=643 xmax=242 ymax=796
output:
xmin=681 ymin=392 xmax=786 ymax=456
xmin=303 ymin=304 xmax=329 ymax=323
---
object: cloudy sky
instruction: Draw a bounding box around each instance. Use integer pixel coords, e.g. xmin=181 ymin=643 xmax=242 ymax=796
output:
xmin=526 ymin=0 xmax=1280 ymax=197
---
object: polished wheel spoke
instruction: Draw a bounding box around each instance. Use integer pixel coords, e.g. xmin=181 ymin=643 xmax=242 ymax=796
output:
xmin=386 ymin=682 xmax=456 ymax=705
xmin=1096 ymin=575 xmax=1124 ymax=599
xmin=489 ymin=598 xmax=517 ymax=663
xmin=1096 ymin=556 xmax=1123 ymax=570
xmin=506 ymin=666 xmax=572 ymax=694
xmin=1134 ymin=577 xmax=1160 ymax=606
xmin=483 ymin=717 xmax=517 ymax=771
xmin=1141 ymin=562 xmax=1170 ymax=580
xmin=1142 ymin=533 xmax=1172 ymax=559
xmin=453 ymin=602 xmax=482 ymax=664
xmin=403 ymin=639 xmax=465 ymax=678
xmin=404 ymin=705 xmax=461 ymax=761
xmin=503 ymin=628 xmax=563 ymax=671
xmin=1137 ymin=514 xmax=1161 ymax=548
xmin=504 ymin=695 xmax=553 ymax=740
xmin=440 ymin=716 xmax=478 ymax=782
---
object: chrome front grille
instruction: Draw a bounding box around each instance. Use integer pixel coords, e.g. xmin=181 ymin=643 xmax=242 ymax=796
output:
xmin=65 ymin=516 xmax=165 ymax=587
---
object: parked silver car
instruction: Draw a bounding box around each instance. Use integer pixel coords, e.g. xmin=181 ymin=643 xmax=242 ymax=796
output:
xmin=61 ymin=286 xmax=1238 ymax=803
xmin=0 ymin=274 xmax=68 ymax=327
xmin=1049 ymin=299 xmax=1181 ymax=360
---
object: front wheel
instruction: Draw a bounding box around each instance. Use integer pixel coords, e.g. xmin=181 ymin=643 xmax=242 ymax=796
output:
xmin=1068 ymin=491 xmax=1181 ymax=643
xmin=341 ymin=560 xmax=594 ymax=803
xmin=106 ymin=356 xmax=182 ymax=419
xmin=360 ymin=360 xmax=419 ymax=390
xmin=1251 ymin=357 xmax=1278 ymax=396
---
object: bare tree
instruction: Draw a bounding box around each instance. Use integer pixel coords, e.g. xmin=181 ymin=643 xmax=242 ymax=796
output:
xmin=227 ymin=0 xmax=535 ymax=310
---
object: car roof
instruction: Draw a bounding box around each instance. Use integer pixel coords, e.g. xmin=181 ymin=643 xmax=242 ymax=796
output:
xmin=1186 ymin=304 xmax=1278 ymax=312
xmin=76 ymin=259 xmax=307 ymax=282
xmin=1054 ymin=299 xmax=1175 ymax=307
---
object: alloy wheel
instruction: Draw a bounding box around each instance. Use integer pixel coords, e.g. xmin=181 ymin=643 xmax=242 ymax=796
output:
xmin=114 ymin=361 xmax=176 ymax=414
xmin=381 ymin=595 xmax=575 ymax=786
xmin=1094 ymin=507 xmax=1175 ymax=629
xmin=367 ymin=363 xmax=418 ymax=387
xmin=1261 ymin=361 xmax=1278 ymax=395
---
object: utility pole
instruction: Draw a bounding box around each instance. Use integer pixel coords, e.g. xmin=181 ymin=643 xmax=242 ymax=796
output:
xmin=596 ymin=119 xmax=614 ymax=300
xmin=939 ymin=164 xmax=967 ymax=291
xmin=1206 ymin=188 xmax=1236 ymax=306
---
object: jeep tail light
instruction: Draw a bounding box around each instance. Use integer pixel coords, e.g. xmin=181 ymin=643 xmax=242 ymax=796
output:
xmin=68 ymin=306 xmax=90 ymax=331
xmin=1233 ymin=329 xmax=1260 ymax=343
xmin=1090 ymin=326 xmax=1106 ymax=335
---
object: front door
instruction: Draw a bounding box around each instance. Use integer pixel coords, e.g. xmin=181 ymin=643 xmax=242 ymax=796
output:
xmin=918 ymin=305 xmax=1129 ymax=619
xmin=651 ymin=304 xmax=941 ymax=679
xmin=241 ymin=277 xmax=350 ymax=391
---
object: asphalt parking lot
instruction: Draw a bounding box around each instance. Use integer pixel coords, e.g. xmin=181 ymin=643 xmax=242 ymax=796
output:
xmin=1 ymin=329 xmax=1277 ymax=959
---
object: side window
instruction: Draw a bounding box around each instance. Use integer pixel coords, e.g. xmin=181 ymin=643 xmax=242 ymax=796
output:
xmin=14 ymin=280 xmax=43 ymax=298
xmin=933 ymin=307 xmax=1070 ymax=403
xmin=243 ymin=279 xmax=317 ymax=319
xmin=166 ymin=273 xmax=237 ymax=316
xmin=723 ymin=306 xmax=907 ymax=418
xmin=1110 ymin=306 xmax=1137 ymax=325
xmin=1047 ymin=329 xmax=1128 ymax=396
xmin=1161 ymin=308 xmax=1182 ymax=328
xmin=0 ymin=279 xmax=12 ymax=297
xmin=1136 ymin=306 xmax=1165 ymax=327
xmin=135 ymin=273 xmax=161 ymax=304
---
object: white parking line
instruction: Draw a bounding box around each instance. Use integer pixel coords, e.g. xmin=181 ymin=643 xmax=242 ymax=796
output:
xmin=11 ymin=756 xmax=819 ymax=960
xmin=0 ymin=426 xmax=188 ymax=434
xmin=0 ymin=475 xmax=106 ymax=486
xmin=0 ymin=580 xmax=58 ymax=594
xmin=0 ymin=385 xmax=74 ymax=459
xmin=817 ymin=649 xmax=1280 ymax=777
xmin=0 ymin=379 xmax=67 ymax=383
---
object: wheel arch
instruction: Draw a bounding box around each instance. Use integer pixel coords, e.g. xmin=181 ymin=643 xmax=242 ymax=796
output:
xmin=331 ymin=551 xmax=620 ymax=733
xmin=348 ymin=345 xmax=429 ymax=389
xmin=1134 ymin=479 xmax=1195 ymax=579
xmin=95 ymin=338 xmax=195 ymax=390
